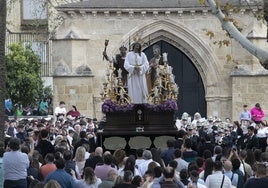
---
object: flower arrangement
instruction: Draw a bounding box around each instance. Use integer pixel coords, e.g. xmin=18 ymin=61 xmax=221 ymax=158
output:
xmin=102 ymin=99 xmax=177 ymax=113
xmin=144 ymin=99 xmax=178 ymax=112
xmin=102 ymin=99 xmax=134 ymax=113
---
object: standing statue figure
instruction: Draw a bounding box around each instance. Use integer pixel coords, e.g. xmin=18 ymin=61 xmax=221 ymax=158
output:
xmin=147 ymin=45 xmax=164 ymax=92
xmin=124 ymin=42 xmax=149 ymax=104
xmin=103 ymin=46 xmax=128 ymax=86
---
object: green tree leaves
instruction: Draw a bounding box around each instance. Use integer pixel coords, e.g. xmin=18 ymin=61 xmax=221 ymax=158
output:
xmin=6 ymin=43 xmax=44 ymax=107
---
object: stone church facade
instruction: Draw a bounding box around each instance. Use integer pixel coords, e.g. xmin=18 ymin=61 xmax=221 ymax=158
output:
xmin=51 ymin=0 xmax=268 ymax=120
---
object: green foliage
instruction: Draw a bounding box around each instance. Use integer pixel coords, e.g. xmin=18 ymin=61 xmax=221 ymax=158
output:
xmin=6 ymin=43 xmax=44 ymax=106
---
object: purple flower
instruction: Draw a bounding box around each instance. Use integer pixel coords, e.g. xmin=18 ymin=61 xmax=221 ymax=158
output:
xmin=102 ymin=99 xmax=177 ymax=113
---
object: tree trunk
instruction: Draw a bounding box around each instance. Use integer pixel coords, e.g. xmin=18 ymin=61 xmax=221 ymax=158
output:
xmin=207 ymin=0 xmax=268 ymax=69
xmin=0 ymin=0 xmax=8 ymax=143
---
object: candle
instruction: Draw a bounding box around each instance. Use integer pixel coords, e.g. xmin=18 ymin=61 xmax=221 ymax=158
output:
xmin=118 ymin=68 xmax=122 ymax=78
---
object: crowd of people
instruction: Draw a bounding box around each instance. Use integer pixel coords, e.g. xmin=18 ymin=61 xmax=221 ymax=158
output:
xmin=0 ymin=100 xmax=268 ymax=188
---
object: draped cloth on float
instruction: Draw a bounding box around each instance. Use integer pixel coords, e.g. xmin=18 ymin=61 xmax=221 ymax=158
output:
xmin=124 ymin=51 xmax=149 ymax=104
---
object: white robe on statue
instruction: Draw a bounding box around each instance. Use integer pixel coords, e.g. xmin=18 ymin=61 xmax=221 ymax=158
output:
xmin=124 ymin=51 xmax=149 ymax=104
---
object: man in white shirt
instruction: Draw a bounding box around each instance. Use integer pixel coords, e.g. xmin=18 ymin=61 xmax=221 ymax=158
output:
xmin=3 ymin=138 xmax=29 ymax=188
xmin=206 ymin=161 xmax=232 ymax=188
xmin=54 ymin=101 xmax=67 ymax=120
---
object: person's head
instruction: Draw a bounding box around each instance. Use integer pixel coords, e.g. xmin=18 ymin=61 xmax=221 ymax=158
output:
xmin=180 ymin=168 xmax=188 ymax=180
xmin=189 ymin=170 xmax=199 ymax=183
xmin=83 ymin=167 xmax=97 ymax=185
xmin=113 ymin=149 xmax=126 ymax=166
xmin=8 ymin=138 xmax=21 ymax=151
xmin=95 ymin=147 xmax=103 ymax=156
xmin=123 ymin=170 xmax=134 ymax=183
xmin=248 ymin=126 xmax=255 ymax=135
xmin=63 ymin=150 xmax=72 ymax=161
xmin=75 ymin=146 xmax=86 ymax=162
xmin=72 ymin=105 xmax=77 ymax=111
xmin=103 ymin=154 xmax=113 ymax=165
xmin=214 ymin=160 xmax=223 ymax=171
xmin=79 ymin=130 xmax=87 ymax=139
xmin=196 ymin=157 xmax=204 ymax=168
xmin=184 ymin=138 xmax=192 ymax=149
xmin=153 ymin=166 xmax=163 ymax=178
xmin=174 ymin=149 xmax=182 ymax=158
xmin=142 ymin=150 xmax=152 ymax=160
xmin=203 ymin=150 xmax=212 ymax=159
xmin=55 ymin=157 xmax=65 ymax=169
xmin=163 ymin=166 xmax=175 ymax=179
xmin=243 ymin=104 xmax=248 ymax=110
xmin=168 ymin=160 xmax=178 ymax=170
xmin=59 ymin=101 xmax=65 ymax=108
xmin=231 ymin=158 xmax=241 ymax=170
xmin=40 ymin=129 xmax=49 ymax=139
xmin=45 ymin=153 xmax=55 ymax=163
xmin=223 ymin=160 xmax=232 ymax=171
xmin=166 ymin=139 xmax=174 ymax=148
xmin=132 ymin=42 xmax=142 ymax=54
xmin=152 ymin=45 xmax=161 ymax=57
xmin=214 ymin=146 xmax=223 ymax=155
xmin=131 ymin=175 xmax=143 ymax=187
xmin=136 ymin=148 xmax=144 ymax=158
xmin=44 ymin=180 xmax=61 ymax=188
xmin=107 ymin=169 xmax=118 ymax=181
xmin=255 ymin=103 xmax=261 ymax=109
xmin=254 ymin=163 xmax=267 ymax=178
xmin=119 ymin=46 xmax=127 ymax=57
xmin=239 ymin=150 xmax=247 ymax=160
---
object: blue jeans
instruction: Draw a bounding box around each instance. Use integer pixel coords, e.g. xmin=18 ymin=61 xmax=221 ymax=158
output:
xmin=4 ymin=179 xmax=27 ymax=188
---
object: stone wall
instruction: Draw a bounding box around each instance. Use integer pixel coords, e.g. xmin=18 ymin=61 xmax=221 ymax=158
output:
xmin=232 ymin=75 xmax=268 ymax=121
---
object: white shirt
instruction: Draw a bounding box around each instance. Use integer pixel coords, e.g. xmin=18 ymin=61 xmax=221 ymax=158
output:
xmin=54 ymin=106 xmax=66 ymax=116
xmin=206 ymin=171 xmax=232 ymax=188
xmin=3 ymin=150 xmax=29 ymax=180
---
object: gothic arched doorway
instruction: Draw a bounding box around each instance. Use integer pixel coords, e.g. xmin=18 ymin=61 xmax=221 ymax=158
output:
xmin=143 ymin=40 xmax=206 ymax=118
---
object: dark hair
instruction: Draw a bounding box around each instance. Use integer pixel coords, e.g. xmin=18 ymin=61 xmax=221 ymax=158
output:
xmin=214 ymin=161 xmax=223 ymax=171
xmin=153 ymin=166 xmax=163 ymax=178
xmin=55 ymin=157 xmax=65 ymax=169
xmin=163 ymin=167 xmax=175 ymax=179
xmin=231 ymin=158 xmax=241 ymax=170
xmin=196 ymin=157 xmax=204 ymax=168
xmin=184 ymin=138 xmax=192 ymax=149
xmin=45 ymin=153 xmax=55 ymax=163
xmin=59 ymin=101 xmax=65 ymax=105
xmin=167 ymin=139 xmax=174 ymax=148
xmin=168 ymin=160 xmax=178 ymax=169
xmin=79 ymin=131 xmax=87 ymax=139
xmin=123 ymin=156 xmax=136 ymax=175
xmin=9 ymin=138 xmax=21 ymax=151
xmin=123 ymin=170 xmax=134 ymax=182
xmin=72 ymin=105 xmax=77 ymax=111
xmin=40 ymin=129 xmax=49 ymax=139
xmin=132 ymin=42 xmax=142 ymax=55
xmin=136 ymin=148 xmax=144 ymax=158
xmin=63 ymin=150 xmax=73 ymax=161
xmin=180 ymin=169 xmax=188 ymax=180
xmin=255 ymin=103 xmax=260 ymax=108
xmin=131 ymin=175 xmax=142 ymax=187
xmin=174 ymin=149 xmax=182 ymax=158
xmin=203 ymin=150 xmax=212 ymax=159
xmin=103 ymin=154 xmax=113 ymax=165
xmin=204 ymin=158 xmax=214 ymax=181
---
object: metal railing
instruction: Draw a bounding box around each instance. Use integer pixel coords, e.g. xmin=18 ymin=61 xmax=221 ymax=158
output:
xmin=5 ymin=31 xmax=52 ymax=77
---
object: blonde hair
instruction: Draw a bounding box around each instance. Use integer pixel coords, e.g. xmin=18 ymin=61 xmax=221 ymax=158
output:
xmin=44 ymin=180 xmax=61 ymax=188
xmin=75 ymin=146 xmax=86 ymax=162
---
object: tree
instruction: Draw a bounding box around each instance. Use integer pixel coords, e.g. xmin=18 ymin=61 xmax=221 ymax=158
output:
xmin=205 ymin=0 xmax=268 ymax=69
xmin=0 ymin=0 xmax=7 ymax=142
xmin=6 ymin=43 xmax=44 ymax=107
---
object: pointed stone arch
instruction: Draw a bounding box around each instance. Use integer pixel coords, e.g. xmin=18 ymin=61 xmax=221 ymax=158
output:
xmin=115 ymin=19 xmax=229 ymax=116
